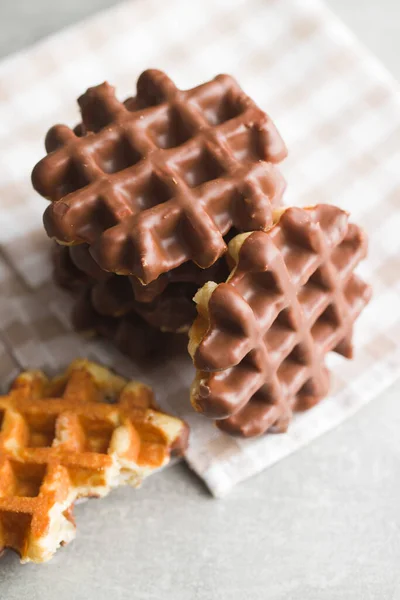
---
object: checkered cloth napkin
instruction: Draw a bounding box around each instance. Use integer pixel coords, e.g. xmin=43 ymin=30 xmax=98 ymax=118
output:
xmin=0 ymin=0 xmax=399 ymax=497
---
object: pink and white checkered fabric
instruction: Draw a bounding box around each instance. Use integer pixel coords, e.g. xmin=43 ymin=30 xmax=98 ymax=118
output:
xmin=0 ymin=0 xmax=399 ymax=496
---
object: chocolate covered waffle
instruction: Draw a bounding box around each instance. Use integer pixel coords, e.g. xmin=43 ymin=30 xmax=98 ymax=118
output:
xmin=33 ymin=69 xmax=287 ymax=284
xmin=67 ymin=242 xmax=230 ymax=304
xmin=189 ymin=205 xmax=371 ymax=437
xmin=53 ymin=244 xmax=229 ymax=334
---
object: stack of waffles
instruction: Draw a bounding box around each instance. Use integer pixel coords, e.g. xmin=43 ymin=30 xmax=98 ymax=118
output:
xmin=32 ymin=70 xmax=371 ymax=438
xmin=0 ymin=70 xmax=371 ymax=564
xmin=32 ymin=69 xmax=287 ymax=357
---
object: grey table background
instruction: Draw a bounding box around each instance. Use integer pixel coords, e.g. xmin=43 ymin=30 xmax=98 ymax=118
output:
xmin=0 ymin=1 xmax=399 ymax=598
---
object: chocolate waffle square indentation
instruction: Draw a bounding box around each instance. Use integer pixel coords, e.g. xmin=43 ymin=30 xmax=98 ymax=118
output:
xmin=189 ymin=205 xmax=371 ymax=438
xmin=71 ymin=287 xmax=168 ymax=360
xmin=33 ymin=70 xmax=287 ymax=284
xmin=0 ymin=360 xmax=188 ymax=563
xmin=63 ymin=241 xmax=229 ymax=304
xmin=52 ymin=244 xmax=228 ymax=333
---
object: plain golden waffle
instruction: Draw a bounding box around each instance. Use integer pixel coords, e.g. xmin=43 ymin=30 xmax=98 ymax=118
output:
xmin=0 ymin=359 xmax=188 ymax=563
xmin=189 ymin=205 xmax=371 ymax=437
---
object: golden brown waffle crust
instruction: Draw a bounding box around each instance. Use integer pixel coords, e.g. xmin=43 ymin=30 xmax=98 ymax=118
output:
xmin=0 ymin=359 xmax=188 ymax=563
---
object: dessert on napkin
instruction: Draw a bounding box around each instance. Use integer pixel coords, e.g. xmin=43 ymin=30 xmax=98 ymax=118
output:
xmin=0 ymin=69 xmax=370 ymax=563
xmin=32 ymin=69 xmax=369 ymax=437
xmin=189 ymin=205 xmax=371 ymax=437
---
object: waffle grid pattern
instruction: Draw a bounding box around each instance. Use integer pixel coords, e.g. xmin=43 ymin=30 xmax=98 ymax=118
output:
xmin=0 ymin=360 xmax=187 ymax=562
xmin=53 ymin=243 xmax=228 ymax=334
xmin=34 ymin=69 xmax=287 ymax=283
xmin=191 ymin=205 xmax=371 ymax=437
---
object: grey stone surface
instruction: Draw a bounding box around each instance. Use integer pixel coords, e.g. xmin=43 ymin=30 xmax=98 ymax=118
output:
xmin=1 ymin=380 xmax=400 ymax=599
xmin=0 ymin=1 xmax=399 ymax=598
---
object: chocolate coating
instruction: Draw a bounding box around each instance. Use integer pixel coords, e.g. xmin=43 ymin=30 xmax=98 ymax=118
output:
xmin=52 ymin=243 xmax=88 ymax=291
xmin=33 ymin=69 xmax=287 ymax=284
xmin=53 ymin=243 xmax=228 ymax=332
xmin=190 ymin=205 xmax=371 ymax=438
xmin=71 ymin=287 xmax=164 ymax=360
